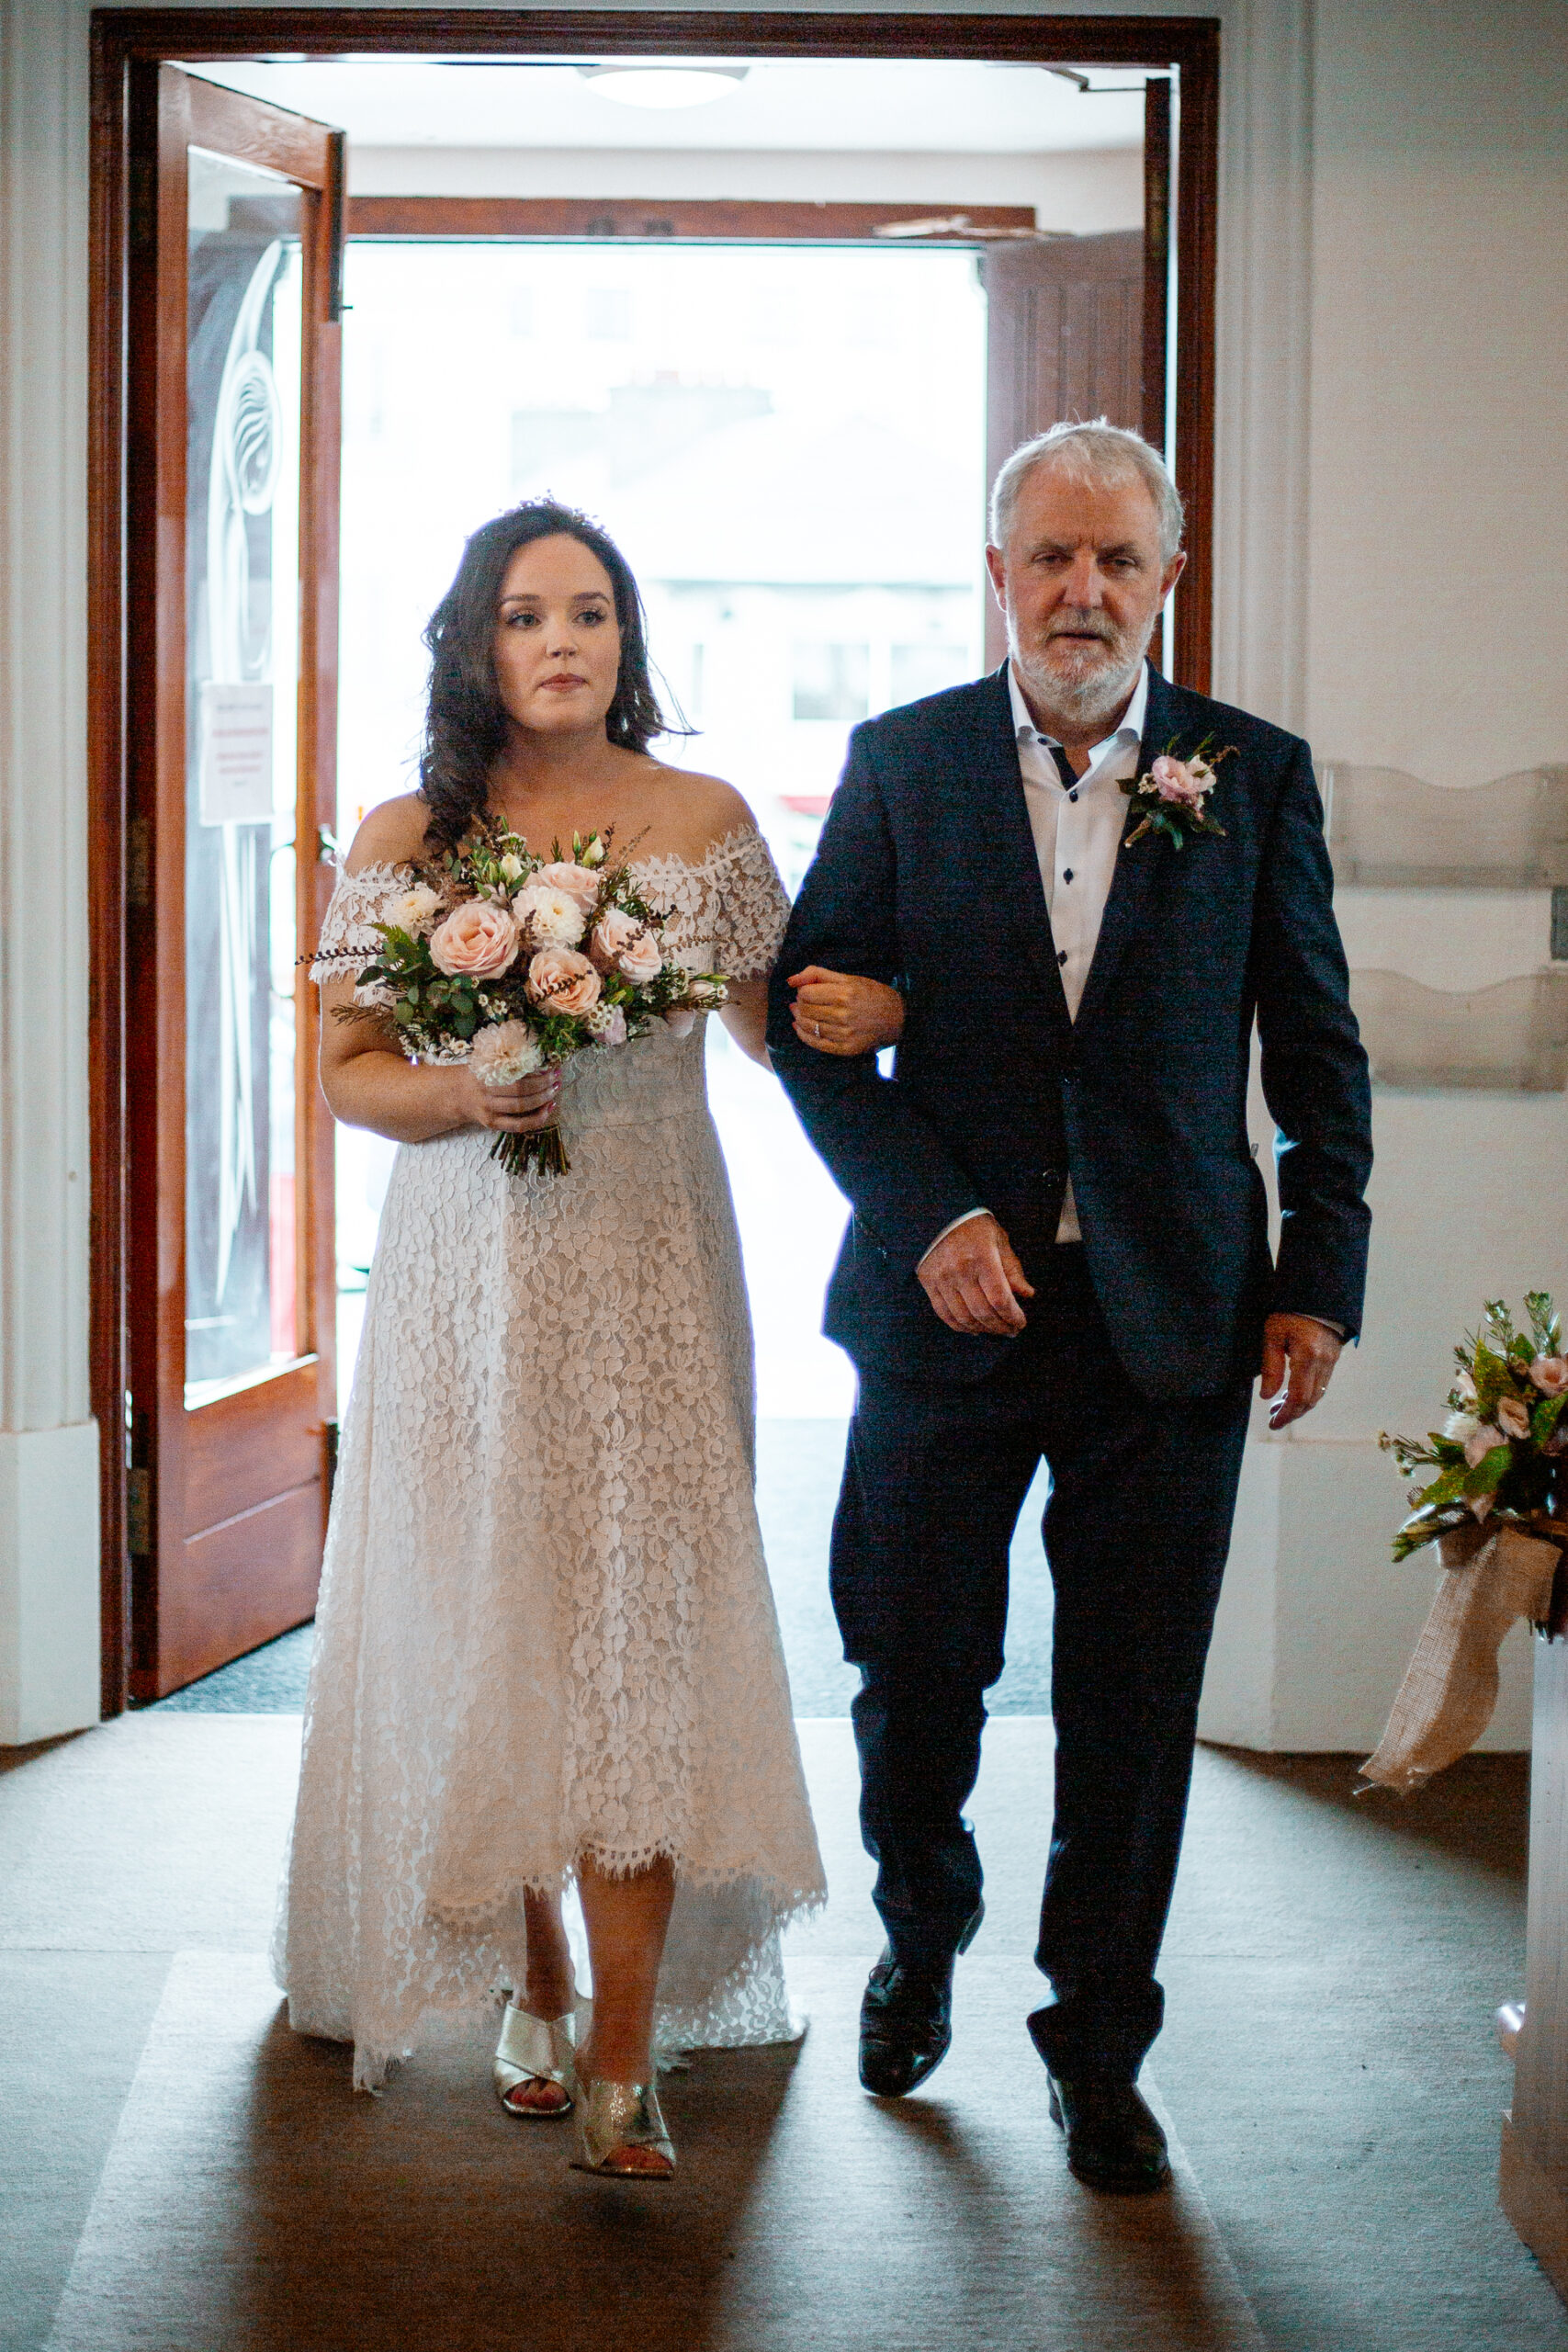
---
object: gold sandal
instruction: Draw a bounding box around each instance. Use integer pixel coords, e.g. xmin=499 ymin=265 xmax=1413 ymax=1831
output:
xmin=570 ymin=2066 xmax=676 ymax=2180
xmin=492 ymin=1996 xmax=581 ymax=2119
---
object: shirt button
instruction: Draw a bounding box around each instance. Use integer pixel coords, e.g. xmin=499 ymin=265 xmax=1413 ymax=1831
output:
xmin=1057 ymin=950 xmax=1067 ymax=966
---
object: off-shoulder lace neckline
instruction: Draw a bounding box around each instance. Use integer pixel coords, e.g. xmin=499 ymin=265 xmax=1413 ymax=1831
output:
xmin=340 ymin=824 xmax=764 ymax=890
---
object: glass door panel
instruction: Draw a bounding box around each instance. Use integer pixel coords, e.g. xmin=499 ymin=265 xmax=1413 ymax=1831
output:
xmin=183 ymin=153 xmax=304 ymax=1405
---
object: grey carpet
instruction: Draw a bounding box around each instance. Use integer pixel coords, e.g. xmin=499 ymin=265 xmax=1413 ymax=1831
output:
xmin=6 ymin=1716 xmax=1566 ymax=2348
xmin=41 ymin=1950 xmax=1262 ymax=2352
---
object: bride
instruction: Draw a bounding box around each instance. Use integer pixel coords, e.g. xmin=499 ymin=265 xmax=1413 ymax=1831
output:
xmin=273 ymin=498 xmax=904 ymax=2178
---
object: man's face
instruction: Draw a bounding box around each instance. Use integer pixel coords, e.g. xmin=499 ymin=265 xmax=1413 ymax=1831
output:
xmin=986 ymin=462 xmax=1185 ymax=735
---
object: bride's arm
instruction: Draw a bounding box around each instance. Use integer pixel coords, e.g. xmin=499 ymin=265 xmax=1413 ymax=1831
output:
xmin=319 ymin=976 xmax=560 ymax=1144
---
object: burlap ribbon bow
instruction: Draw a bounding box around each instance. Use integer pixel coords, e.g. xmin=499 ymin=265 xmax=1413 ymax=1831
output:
xmin=1361 ymin=1523 xmax=1566 ymax=1794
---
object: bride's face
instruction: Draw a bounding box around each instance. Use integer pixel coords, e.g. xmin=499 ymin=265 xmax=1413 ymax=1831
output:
xmin=492 ymin=534 xmax=623 ymax=740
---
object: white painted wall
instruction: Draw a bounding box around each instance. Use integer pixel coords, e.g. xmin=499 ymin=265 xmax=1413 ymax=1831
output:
xmin=3 ymin=0 xmax=1562 ymax=1747
xmin=1200 ymin=0 xmax=1568 ymax=1753
xmin=0 ymin=0 xmax=99 ymax=1742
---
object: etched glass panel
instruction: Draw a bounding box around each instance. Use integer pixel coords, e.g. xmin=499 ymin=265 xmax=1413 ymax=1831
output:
xmin=183 ymin=151 xmax=303 ymax=1402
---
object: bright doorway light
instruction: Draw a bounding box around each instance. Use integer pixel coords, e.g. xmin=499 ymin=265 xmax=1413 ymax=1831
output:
xmin=581 ymin=65 xmax=748 ymax=109
xmin=334 ymin=239 xmax=987 ymax=1417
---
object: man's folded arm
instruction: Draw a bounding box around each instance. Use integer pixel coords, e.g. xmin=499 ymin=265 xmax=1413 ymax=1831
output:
xmin=1252 ymin=741 xmax=1374 ymax=1338
xmin=768 ymin=742 xmax=986 ymax=1273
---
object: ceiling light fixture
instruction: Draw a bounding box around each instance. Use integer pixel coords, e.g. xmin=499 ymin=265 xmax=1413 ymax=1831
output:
xmin=580 ymin=65 xmax=749 ymax=110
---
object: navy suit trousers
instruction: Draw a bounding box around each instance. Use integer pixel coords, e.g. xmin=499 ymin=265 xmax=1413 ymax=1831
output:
xmin=831 ymin=1245 xmax=1251 ymax=2078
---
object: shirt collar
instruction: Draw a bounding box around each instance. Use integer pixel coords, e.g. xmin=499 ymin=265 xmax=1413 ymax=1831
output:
xmin=1008 ymin=660 xmax=1149 ymax=771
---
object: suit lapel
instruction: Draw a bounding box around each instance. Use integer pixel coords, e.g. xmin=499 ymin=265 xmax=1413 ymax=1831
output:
xmin=1068 ymin=664 xmax=1179 ymax=1036
xmin=952 ymin=666 xmax=1075 ymax=1040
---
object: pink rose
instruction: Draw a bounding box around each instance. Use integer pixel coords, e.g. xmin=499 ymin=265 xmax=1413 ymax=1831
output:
xmin=429 ymin=898 xmax=521 ymax=978
xmin=589 ymin=907 xmax=640 ymax=971
xmin=1464 ymin=1423 xmax=1504 ymax=1466
xmin=1150 ymin=754 xmax=1206 ymax=810
xmin=1530 ymin=1356 xmax=1568 ymax=1396
xmin=589 ymin=908 xmax=663 ymax=984
xmin=534 ymin=860 xmax=603 ymax=915
xmin=1496 ymin=1395 xmax=1532 ymax=1441
xmin=616 ymin=929 xmax=663 ymax=986
xmin=525 ymin=946 xmax=602 ymax=1018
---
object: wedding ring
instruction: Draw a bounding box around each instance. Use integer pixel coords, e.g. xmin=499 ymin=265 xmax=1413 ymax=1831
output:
xmin=814 ymin=1021 xmax=822 ymax=1038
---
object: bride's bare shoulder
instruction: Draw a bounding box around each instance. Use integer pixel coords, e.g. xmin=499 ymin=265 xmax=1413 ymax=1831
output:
xmin=344 ymin=794 xmax=429 ymax=876
xmin=640 ymin=762 xmax=761 ymax=862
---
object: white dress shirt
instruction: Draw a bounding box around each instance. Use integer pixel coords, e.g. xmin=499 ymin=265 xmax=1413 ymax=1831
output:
xmin=919 ymin=662 xmax=1146 ymax=1262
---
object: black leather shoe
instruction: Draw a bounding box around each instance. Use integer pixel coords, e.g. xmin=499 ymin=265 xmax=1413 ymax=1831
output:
xmin=858 ymin=1902 xmax=984 ymax=2098
xmin=1045 ymin=2071 xmax=1170 ymax=2193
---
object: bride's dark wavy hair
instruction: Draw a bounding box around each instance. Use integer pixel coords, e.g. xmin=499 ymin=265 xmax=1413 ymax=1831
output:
xmin=418 ymin=499 xmax=680 ymax=852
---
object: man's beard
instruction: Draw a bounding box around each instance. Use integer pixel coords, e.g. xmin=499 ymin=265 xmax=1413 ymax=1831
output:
xmin=1010 ymin=607 xmax=1153 ymax=730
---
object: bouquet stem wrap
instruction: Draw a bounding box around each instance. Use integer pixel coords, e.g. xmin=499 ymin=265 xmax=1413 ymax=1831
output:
xmin=1360 ymin=1525 xmax=1564 ymax=1793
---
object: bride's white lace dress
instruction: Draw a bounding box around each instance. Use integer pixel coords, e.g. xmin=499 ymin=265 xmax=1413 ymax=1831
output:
xmin=272 ymin=828 xmax=826 ymax=2090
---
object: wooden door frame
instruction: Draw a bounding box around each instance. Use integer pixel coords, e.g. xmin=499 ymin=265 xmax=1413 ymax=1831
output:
xmin=117 ymin=61 xmax=344 ymax=1703
xmin=90 ymin=7 xmax=1220 ymax=1713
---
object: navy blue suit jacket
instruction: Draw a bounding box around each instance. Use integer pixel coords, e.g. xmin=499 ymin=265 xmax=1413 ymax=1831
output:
xmin=767 ymin=663 xmax=1373 ymax=1399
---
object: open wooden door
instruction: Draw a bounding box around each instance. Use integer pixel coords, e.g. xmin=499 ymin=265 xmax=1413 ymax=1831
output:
xmin=983 ymin=75 xmax=1171 ymax=665
xmin=124 ymin=65 xmax=344 ymax=1699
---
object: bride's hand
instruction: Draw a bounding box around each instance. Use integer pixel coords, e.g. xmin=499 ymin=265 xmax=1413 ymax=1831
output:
xmin=450 ymin=1063 xmax=562 ymax=1135
xmin=788 ymin=967 xmax=905 ymax=1057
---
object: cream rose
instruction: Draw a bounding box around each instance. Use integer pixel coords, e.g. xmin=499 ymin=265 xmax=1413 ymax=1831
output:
xmin=469 ymin=1020 xmax=545 ymax=1086
xmin=513 ymin=880 xmax=587 ymax=949
xmin=429 ymin=898 xmax=522 ymax=978
xmin=1529 ymin=1355 xmax=1568 ymax=1396
xmin=534 ymin=860 xmax=603 ymax=915
xmin=1497 ymin=1395 xmax=1532 ymax=1441
xmin=1463 ymin=1423 xmax=1505 ymax=1466
xmin=525 ymin=946 xmax=602 ymax=1017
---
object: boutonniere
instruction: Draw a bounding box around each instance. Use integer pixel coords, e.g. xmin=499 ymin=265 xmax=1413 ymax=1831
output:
xmin=1121 ymin=735 xmax=1236 ymax=849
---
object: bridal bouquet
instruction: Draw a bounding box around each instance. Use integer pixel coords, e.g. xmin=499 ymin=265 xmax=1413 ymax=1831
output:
xmin=348 ymin=827 xmax=727 ymax=1176
xmin=1379 ymin=1294 xmax=1568 ymax=1560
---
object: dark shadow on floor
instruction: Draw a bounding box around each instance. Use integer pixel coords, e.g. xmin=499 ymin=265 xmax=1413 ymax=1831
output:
xmin=1202 ymin=1746 xmax=1529 ymax=1881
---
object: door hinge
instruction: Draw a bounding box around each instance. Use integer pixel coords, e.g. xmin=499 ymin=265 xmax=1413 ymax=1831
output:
xmin=126 ymin=1466 xmax=152 ymax=1556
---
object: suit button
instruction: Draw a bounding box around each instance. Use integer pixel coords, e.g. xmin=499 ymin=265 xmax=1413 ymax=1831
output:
xmin=1063 ymin=868 xmax=1075 ymax=883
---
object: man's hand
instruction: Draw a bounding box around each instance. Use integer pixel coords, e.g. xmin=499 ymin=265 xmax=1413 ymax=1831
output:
xmin=918 ymin=1213 xmax=1035 ymax=1338
xmin=788 ymin=967 xmax=906 ymax=1057
xmin=1259 ymin=1313 xmax=1343 ymax=1429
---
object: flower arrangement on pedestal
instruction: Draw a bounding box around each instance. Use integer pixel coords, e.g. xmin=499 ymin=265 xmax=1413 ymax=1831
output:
xmin=1380 ymin=1294 xmax=1568 ymax=1560
xmin=1363 ymin=1295 xmax=1568 ymax=1794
